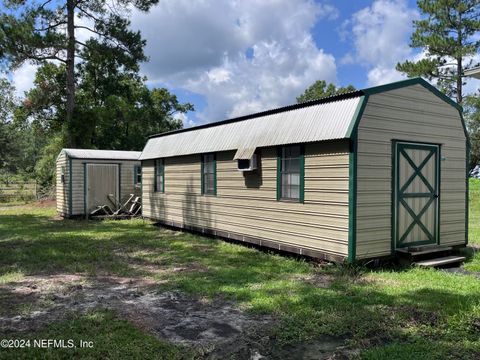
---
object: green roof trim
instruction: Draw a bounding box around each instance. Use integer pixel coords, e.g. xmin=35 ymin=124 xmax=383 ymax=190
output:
xmin=345 ymin=95 xmax=369 ymax=139
xmin=361 ymin=77 xmax=468 ymax=141
xmin=347 ymin=95 xmax=369 ymax=263
xmin=362 ymin=77 xmax=461 ymax=111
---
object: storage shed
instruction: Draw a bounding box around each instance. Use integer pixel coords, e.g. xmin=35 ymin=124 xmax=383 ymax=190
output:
xmin=139 ymin=78 xmax=469 ymax=262
xmin=56 ymin=149 xmax=142 ymax=217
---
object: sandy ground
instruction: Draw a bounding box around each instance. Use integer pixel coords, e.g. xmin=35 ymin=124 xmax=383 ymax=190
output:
xmin=0 ymin=273 xmax=352 ymax=359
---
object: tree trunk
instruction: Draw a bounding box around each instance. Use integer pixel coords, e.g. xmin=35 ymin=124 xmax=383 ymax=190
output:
xmin=457 ymin=56 xmax=462 ymax=104
xmin=66 ymin=0 xmax=76 ymax=147
xmin=456 ymin=12 xmax=463 ymax=105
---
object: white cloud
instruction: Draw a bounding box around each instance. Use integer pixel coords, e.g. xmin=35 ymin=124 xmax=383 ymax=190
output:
xmin=11 ymin=62 xmax=37 ymax=98
xmin=173 ymin=112 xmax=195 ymax=128
xmin=345 ymin=0 xmax=419 ymax=86
xmin=132 ymin=0 xmax=339 ymax=122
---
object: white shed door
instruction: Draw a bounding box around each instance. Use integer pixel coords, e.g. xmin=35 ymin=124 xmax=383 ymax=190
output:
xmin=86 ymin=164 xmax=119 ymax=214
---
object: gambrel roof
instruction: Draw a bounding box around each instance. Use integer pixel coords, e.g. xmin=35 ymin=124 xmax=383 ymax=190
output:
xmin=140 ymin=78 xmax=465 ymax=160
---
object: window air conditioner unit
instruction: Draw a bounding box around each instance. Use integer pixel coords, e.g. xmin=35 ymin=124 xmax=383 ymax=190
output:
xmin=237 ymin=154 xmax=258 ymax=172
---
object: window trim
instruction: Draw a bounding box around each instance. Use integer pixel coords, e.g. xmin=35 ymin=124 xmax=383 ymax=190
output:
xmin=134 ymin=165 xmax=142 ymax=186
xmin=154 ymin=159 xmax=165 ymax=193
xmin=276 ymin=145 xmax=304 ymax=203
xmin=201 ymin=153 xmax=217 ymax=196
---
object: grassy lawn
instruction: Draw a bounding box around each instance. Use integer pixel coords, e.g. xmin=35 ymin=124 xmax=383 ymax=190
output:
xmin=0 ymin=191 xmax=479 ymax=359
xmin=464 ymin=178 xmax=480 ymax=272
xmin=469 ymin=178 xmax=480 ymax=245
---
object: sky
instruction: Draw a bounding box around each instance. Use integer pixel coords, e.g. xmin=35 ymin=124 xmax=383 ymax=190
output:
xmin=8 ymin=0 xmax=480 ymax=127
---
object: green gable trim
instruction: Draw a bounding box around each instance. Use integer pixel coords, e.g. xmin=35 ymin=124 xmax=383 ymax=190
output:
xmin=347 ymin=96 xmax=369 ymax=263
xmin=68 ymin=157 xmax=73 ymax=216
xmin=362 ymin=77 xmax=468 ymax=141
xmin=345 ymin=95 xmax=369 ymax=139
xmin=363 ymin=77 xmax=461 ymax=110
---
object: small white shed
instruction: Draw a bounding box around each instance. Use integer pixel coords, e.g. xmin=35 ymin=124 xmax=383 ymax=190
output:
xmin=56 ymin=149 xmax=142 ymax=217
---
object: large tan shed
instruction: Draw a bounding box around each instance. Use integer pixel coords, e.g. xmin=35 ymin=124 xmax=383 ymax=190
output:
xmin=56 ymin=149 xmax=142 ymax=217
xmin=139 ymin=78 xmax=469 ymax=262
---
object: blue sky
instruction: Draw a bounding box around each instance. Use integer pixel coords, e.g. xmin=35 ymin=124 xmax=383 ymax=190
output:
xmin=129 ymin=0 xmax=422 ymax=125
xmin=8 ymin=0 xmax=479 ymax=126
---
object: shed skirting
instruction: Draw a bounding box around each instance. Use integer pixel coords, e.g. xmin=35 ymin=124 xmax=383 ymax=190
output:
xmin=145 ymin=217 xmax=347 ymax=263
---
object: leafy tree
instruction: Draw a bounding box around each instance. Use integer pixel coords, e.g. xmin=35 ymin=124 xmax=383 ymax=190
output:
xmin=464 ymin=94 xmax=480 ymax=169
xmin=0 ymin=0 xmax=159 ymax=146
xmin=297 ymin=80 xmax=356 ymax=103
xmin=0 ymin=79 xmax=18 ymax=172
xmin=396 ymin=0 xmax=480 ymax=104
xmin=13 ymin=40 xmax=193 ymax=186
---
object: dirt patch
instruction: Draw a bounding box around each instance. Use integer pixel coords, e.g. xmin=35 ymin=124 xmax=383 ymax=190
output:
xmin=271 ymin=337 xmax=350 ymax=360
xmin=30 ymin=199 xmax=56 ymax=208
xmin=292 ymin=272 xmax=335 ymax=288
xmin=0 ymin=274 xmax=275 ymax=358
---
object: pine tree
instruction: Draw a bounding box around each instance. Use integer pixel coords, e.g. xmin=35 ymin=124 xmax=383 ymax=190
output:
xmin=0 ymin=0 xmax=159 ymax=147
xmin=396 ymin=0 xmax=480 ymax=104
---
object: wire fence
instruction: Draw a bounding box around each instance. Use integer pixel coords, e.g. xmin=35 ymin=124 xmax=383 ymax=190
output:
xmin=0 ymin=181 xmax=56 ymax=203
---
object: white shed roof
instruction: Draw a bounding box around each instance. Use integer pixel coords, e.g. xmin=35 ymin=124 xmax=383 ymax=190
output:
xmin=61 ymin=149 xmax=141 ymax=160
xmin=140 ymin=95 xmax=362 ymax=160
xmin=465 ymin=66 xmax=480 ymax=79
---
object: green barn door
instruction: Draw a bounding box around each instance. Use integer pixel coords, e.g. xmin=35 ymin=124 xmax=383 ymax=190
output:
xmin=394 ymin=142 xmax=440 ymax=249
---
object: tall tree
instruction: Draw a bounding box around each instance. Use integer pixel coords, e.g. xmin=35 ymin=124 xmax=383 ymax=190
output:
xmin=396 ymin=0 xmax=480 ymax=104
xmin=0 ymin=79 xmax=18 ymax=172
xmin=296 ymin=80 xmax=356 ymax=103
xmin=464 ymin=94 xmax=480 ymax=169
xmin=0 ymin=0 xmax=158 ymax=146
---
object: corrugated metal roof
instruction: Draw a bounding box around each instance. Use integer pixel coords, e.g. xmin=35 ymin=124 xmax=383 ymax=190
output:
xmin=61 ymin=149 xmax=141 ymax=160
xmin=140 ymin=96 xmax=362 ymax=160
xmin=234 ymin=147 xmax=256 ymax=160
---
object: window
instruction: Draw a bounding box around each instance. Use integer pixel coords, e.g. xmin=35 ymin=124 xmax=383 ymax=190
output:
xmin=61 ymin=166 xmax=65 ymax=184
xmin=201 ymin=154 xmax=216 ymax=195
xmin=154 ymin=159 xmax=164 ymax=192
xmin=134 ymin=165 xmax=142 ymax=185
xmin=277 ymin=145 xmax=304 ymax=202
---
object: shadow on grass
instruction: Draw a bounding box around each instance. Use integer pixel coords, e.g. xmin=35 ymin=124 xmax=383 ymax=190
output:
xmin=1 ymin=208 xmax=480 ymax=358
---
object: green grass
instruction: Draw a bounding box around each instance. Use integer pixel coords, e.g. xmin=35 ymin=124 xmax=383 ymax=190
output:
xmin=464 ymin=178 xmax=480 ymax=272
xmin=469 ymin=178 xmax=480 ymax=245
xmin=1 ymin=200 xmax=480 ymax=359
xmin=0 ymin=310 xmax=190 ymax=360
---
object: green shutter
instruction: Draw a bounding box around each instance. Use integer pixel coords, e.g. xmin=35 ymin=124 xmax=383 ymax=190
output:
xmin=201 ymin=155 xmax=204 ymax=195
xmin=299 ymin=145 xmax=305 ymax=203
xmin=213 ymin=154 xmax=217 ymax=196
xmin=161 ymin=160 xmax=165 ymax=193
xmin=276 ymin=147 xmax=281 ymax=201
xmin=154 ymin=160 xmax=158 ymax=192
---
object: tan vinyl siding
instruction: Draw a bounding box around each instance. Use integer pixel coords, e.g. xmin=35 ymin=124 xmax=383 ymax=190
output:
xmin=143 ymin=141 xmax=350 ymax=258
xmin=356 ymin=84 xmax=466 ymax=259
xmin=56 ymin=152 xmax=69 ymax=215
xmin=69 ymin=159 xmax=141 ymax=215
